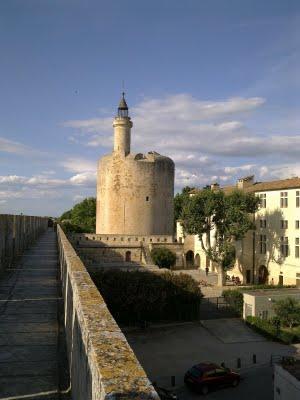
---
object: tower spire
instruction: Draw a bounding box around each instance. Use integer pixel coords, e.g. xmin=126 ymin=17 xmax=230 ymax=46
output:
xmin=118 ymin=92 xmax=129 ymax=117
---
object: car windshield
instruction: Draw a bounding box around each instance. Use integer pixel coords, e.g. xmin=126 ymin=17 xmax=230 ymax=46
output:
xmin=189 ymin=366 xmax=203 ymax=378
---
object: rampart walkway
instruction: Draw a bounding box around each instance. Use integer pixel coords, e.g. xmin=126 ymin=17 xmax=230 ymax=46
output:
xmin=0 ymin=228 xmax=69 ymax=399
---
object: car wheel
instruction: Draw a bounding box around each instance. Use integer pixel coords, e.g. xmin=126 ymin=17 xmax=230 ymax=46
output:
xmin=232 ymin=379 xmax=239 ymax=387
xmin=201 ymin=385 xmax=209 ymax=395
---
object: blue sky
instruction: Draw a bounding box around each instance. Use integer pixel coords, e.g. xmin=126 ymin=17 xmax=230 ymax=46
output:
xmin=0 ymin=0 xmax=300 ymax=216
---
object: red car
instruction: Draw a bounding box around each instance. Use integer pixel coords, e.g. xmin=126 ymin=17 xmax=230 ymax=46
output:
xmin=184 ymin=362 xmax=240 ymax=395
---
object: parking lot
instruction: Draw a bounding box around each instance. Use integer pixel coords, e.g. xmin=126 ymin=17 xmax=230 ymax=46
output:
xmin=125 ymin=319 xmax=296 ymax=399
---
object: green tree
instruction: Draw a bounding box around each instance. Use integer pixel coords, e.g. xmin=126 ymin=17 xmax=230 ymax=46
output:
xmin=151 ymin=247 xmax=177 ymax=269
xmin=181 ymin=188 xmax=259 ymax=286
xmin=60 ymin=209 xmax=72 ymax=221
xmin=59 ymin=197 xmax=96 ymax=233
xmin=273 ymin=297 xmax=300 ymax=328
xmin=174 ymin=186 xmax=195 ymax=223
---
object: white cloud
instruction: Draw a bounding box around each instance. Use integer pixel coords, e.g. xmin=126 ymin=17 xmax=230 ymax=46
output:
xmin=62 ymin=93 xmax=300 ymax=160
xmin=63 ymin=94 xmax=266 ymax=157
xmin=61 ymin=157 xmax=96 ymax=173
xmin=61 ymin=93 xmax=299 ymax=192
xmin=69 ymin=171 xmax=96 ymax=186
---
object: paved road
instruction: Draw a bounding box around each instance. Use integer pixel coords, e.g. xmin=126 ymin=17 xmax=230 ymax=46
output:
xmin=0 ymin=229 xmax=70 ymax=399
xmin=126 ymin=320 xmax=296 ymax=399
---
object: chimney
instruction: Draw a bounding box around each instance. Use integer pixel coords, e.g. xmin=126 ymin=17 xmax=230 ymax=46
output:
xmin=237 ymin=175 xmax=254 ymax=190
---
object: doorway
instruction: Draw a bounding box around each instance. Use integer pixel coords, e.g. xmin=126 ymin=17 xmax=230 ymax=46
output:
xmin=125 ymin=251 xmax=131 ymax=262
xmin=186 ymin=250 xmax=194 ymax=268
xmin=258 ymin=265 xmax=268 ymax=284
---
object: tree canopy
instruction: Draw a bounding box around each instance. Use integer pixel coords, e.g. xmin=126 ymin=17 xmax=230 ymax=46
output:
xmin=181 ymin=188 xmax=259 ymax=285
xmin=59 ymin=197 xmax=96 ymax=233
xmin=151 ymin=247 xmax=177 ymax=269
xmin=174 ymin=186 xmax=195 ymax=223
xmin=273 ymin=297 xmax=300 ymax=328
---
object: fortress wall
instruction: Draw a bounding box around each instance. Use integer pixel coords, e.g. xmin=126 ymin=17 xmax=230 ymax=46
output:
xmin=0 ymin=214 xmax=48 ymax=272
xmin=57 ymin=225 xmax=159 ymax=400
xmin=69 ymin=233 xmax=174 ymax=245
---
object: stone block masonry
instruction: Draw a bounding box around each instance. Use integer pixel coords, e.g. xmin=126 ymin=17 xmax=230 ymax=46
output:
xmin=0 ymin=214 xmax=48 ymax=272
xmin=57 ymin=225 xmax=159 ymax=400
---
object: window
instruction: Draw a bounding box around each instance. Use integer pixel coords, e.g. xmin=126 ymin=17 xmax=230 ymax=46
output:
xmin=280 ymin=220 xmax=288 ymax=229
xmin=296 ymin=221 xmax=300 ymax=230
xmin=296 ymin=238 xmax=299 ymax=258
xmin=259 ymin=219 xmax=266 ymax=228
xmin=203 ymin=370 xmax=216 ymax=378
xmin=259 ymin=193 xmax=266 ymax=208
xmin=259 ymin=234 xmax=266 ymax=254
xmin=146 ymin=196 xmax=149 ymax=201
xmin=297 ymin=191 xmax=300 ymax=208
xmin=215 ymin=369 xmax=227 ymax=377
xmin=280 ymin=192 xmax=288 ymax=208
xmin=280 ymin=236 xmax=289 ymax=257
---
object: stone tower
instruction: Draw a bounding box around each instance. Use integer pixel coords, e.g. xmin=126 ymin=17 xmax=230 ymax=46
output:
xmin=96 ymin=94 xmax=174 ymax=235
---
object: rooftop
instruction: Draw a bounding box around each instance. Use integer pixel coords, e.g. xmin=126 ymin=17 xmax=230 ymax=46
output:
xmin=243 ymin=288 xmax=300 ymax=297
xmin=190 ymin=176 xmax=300 ymax=195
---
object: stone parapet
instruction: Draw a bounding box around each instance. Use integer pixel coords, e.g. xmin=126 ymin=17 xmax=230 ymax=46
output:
xmin=57 ymin=225 xmax=159 ymax=400
xmin=0 ymin=214 xmax=48 ymax=272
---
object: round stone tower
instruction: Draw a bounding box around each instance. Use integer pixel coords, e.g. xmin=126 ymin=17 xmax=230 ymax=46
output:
xmin=96 ymin=93 xmax=174 ymax=235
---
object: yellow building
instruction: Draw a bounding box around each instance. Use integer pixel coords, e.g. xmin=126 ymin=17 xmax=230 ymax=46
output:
xmin=177 ymin=176 xmax=300 ymax=286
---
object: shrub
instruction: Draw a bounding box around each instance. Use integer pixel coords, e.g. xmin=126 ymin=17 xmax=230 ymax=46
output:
xmin=222 ymin=289 xmax=243 ymax=316
xmin=150 ymin=247 xmax=176 ymax=269
xmin=246 ymin=316 xmax=298 ymax=344
xmin=246 ymin=316 xmax=277 ymax=338
xmin=91 ymin=270 xmax=203 ymax=324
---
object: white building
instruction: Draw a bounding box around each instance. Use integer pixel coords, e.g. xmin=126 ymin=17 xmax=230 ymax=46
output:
xmin=177 ymin=175 xmax=300 ymax=286
xmin=243 ymin=288 xmax=300 ymax=319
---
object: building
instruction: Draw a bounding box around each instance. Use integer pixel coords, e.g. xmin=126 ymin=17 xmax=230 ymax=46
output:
xmin=243 ymin=288 xmax=300 ymax=319
xmin=96 ymin=93 xmax=174 ymax=236
xmin=177 ymin=175 xmax=300 ymax=286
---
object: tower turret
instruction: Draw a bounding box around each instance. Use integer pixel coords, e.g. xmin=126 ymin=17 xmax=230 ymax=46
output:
xmin=113 ymin=93 xmax=133 ymax=156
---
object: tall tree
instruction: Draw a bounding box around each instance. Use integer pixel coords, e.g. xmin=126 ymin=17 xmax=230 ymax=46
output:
xmin=59 ymin=197 xmax=96 ymax=233
xmin=181 ymin=188 xmax=259 ymax=286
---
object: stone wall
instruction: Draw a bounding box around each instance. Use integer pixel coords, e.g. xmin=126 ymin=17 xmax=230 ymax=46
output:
xmin=0 ymin=214 xmax=48 ymax=272
xmin=57 ymin=225 xmax=159 ymax=400
xmin=70 ymin=233 xmax=174 ymax=245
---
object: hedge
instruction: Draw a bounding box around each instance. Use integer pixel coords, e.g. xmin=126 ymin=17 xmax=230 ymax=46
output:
xmin=246 ymin=316 xmax=299 ymax=344
xmin=91 ymin=270 xmax=203 ymax=325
